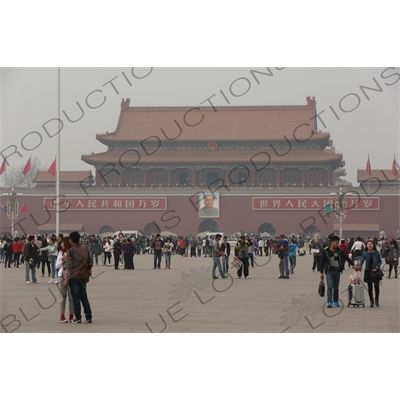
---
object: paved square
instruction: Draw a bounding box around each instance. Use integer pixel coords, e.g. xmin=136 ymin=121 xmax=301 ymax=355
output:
xmin=1 ymin=253 xmax=399 ymax=333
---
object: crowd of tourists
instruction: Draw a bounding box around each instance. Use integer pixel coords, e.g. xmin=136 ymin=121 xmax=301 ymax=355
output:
xmin=1 ymin=230 xmax=399 ymax=323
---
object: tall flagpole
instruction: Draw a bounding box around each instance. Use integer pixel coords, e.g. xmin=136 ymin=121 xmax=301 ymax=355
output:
xmin=56 ymin=67 xmax=60 ymax=235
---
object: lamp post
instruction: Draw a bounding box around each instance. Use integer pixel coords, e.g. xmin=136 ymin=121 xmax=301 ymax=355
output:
xmin=329 ymin=186 xmax=351 ymax=238
xmin=2 ymin=188 xmax=23 ymax=237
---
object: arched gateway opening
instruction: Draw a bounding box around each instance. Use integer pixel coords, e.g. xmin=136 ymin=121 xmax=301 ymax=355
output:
xmin=257 ymin=223 xmax=276 ymax=237
xmin=198 ymin=220 xmax=219 ymax=233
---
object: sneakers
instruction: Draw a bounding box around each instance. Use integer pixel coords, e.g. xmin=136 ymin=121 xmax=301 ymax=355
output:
xmin=60 ymin=314 xmax=68 ymax=323
xmin=221 ymin=275 xmax=229 ymax=279
xmin=333 ymin=301 xmax=340 ymax=307
xmin=72 ymin=318 xmax=81 ymax=323
xmin=68 ymin=314 xmax=74 ymax=322
xmin=48 ymin=279 xmax=54 ymax=283
xmin=86 ymin=319 xmax=92 ymax=324
xmin=26 ymin=281 xmax=30 ymax=284
xmin=245 ymin=276 xmax=250 ymax=279
xmin=327 ymin=301 xmax=333 ymax=308
xmin=33 ymin=281 xmax=40 ymax=284
xmin=236 ymin=276 xmax=241 ymax=279
xmin=212 ymin=276 xmax=218 ymax=279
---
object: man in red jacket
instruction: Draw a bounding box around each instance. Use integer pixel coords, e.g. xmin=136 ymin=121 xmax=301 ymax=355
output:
xmin=12 ymin=237 xmax=23 ymax=268
xmin=339 ymin=239 xmax=350 ymax=269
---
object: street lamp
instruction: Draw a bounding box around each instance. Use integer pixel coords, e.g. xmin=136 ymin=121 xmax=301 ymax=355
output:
xmin=329 ymin=186 xmax=352 ymax=238
xmin=2 ymin=188 xmax=24 ymax=237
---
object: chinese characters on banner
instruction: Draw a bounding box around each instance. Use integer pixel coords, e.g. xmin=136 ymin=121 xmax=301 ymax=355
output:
xmin=252 ymin=197 xmax=380 ymax=210
xmin=44 ymin=197 xmax=167 ymax=211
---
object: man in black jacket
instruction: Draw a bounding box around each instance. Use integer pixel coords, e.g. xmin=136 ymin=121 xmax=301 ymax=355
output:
xmin=319 ymin=235 xmax=354 ymax=308
xmin=220 ymin=236 xmax=231 ymax=274
xmin=24 ymin=235 xmax=40 ymax=284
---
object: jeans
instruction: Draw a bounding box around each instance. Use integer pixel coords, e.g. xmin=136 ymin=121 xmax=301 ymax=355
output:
xmin=326 ymin=269 xmax=341 ymax=302
xmin=165 ymin=252 xmax=171 ymax=267
xmin=154 ymin=250 xmax=162 ymax=268
xmin=279 ymin=256 xmax=290 ymax=277
xmin=57 ymin=277 xmax=73 ymax=315
xmin=212 ymin=256 xmax=225 ymax=278
xmin=51 ymin=255 xmax=57 ymax=279
xmin=103 ymin=252 xmax=111 ymax=264
xmin=25 ymin=261 xmax=38 ymax=282
xmin=0 ymin=248 xmax=4 ymax=262
xmin=289 ymin=256 xmax=296 ymax=270
xmin=69 ymin=278 xmax=92 ymax=321
xmin=91 ymin=251 xmax=99 ymax=265
xmin=223 ymin=255 xmax=230 ymax=273
xmin=248 ymin=253 xmax=254 ymax=267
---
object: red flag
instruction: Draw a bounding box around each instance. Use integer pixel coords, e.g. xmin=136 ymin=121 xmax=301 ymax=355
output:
xmin=392 ymin=156 xmax=398 ymax=177
xmin=366 ymin=155 xmax=371 ymax=176
xmin=48 ymin=158 xmax=56 ymax=177
xmin=0 ymin=158 xmax=6 ymax=175
xmin=19 ymin=203 xmax=28 ymax=214
xmin=23 ymin=157 xmax=31 ymax=175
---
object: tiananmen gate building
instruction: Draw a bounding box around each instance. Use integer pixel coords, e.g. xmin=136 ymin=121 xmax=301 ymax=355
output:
xmin=1 ymin=97 xmax=399 ymax=238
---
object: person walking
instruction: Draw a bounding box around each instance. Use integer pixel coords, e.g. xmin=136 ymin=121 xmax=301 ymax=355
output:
xmin=24 ymin=235 xmax=40 ymax=284
xmin=12 ymin=237 xmax=23 ymax=268
xmin=277 ymin=234 xmax=290 ymax=279
xmin=123 ymin=237 xmax=135 ymax=270
xmin=211 ymin=234 xmax=228 ymax=279
xmin=55 ymin=237 xmax=74 ymax=323
xmin=351 ymin=236 xmax=365 ymax=259
xmin=288 ymin=238 xmax=299 ymax=274
xmin=152 ymin=234 xmax=164 ymax=269
xmin=90 ymin=235 xmax=102 ymax=266
xmin=220 ymin=236 xmax=231 ymax=273
xmin=103 ymin=238 xmax=112 ymax=265
xmin=164 ymin=238 xmax=174 ymax=269
xmin=4 ymin=240 xmax=13 ymax=268
xmin=247 ymin=238 xmax=254 ymax=267
xmin=39 ymin=238 xmax=51 ymax=277
xmin=113 ymin=239 xmax=122 ymax=270
xmin=189 ymin=237 xmax=197 ymax=257
xmin=357 ymin=240 xmax=383 ymax=307
xmin=235 ymin=236 xmax=250 ymax=279
xmin=311 ymin=239 xmax=324 ymax=272
xmin=64 ymin=231 xmax=93 ymax=324
xmin=387 ymin=239 xmax=399 ymax=279
xmin=319 ymin=235 xmax=354 ymax=308
xmin=38 ymin=237 xmax=58 ymax=283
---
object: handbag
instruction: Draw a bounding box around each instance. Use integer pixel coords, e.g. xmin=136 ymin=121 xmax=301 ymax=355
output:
xmin=371 ymin=269 xmax=384 ymax=281
xmin=318 ymin=278 xmax=325 ymax=297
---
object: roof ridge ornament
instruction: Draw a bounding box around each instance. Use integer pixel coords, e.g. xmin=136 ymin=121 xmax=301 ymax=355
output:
xmin=121 ymin=98 xmax=131 ymax=109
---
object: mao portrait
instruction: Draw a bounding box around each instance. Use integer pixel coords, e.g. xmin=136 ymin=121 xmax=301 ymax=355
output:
xmin=199 ymin=193 xmax=220 ymax=218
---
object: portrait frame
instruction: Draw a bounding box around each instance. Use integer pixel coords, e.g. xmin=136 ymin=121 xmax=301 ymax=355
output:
xmin=198 ymin=192 xmax=220 ymax=218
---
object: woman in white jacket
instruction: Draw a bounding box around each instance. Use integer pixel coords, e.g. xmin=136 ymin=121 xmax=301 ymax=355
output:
xmin=38 ymin=237 xmax=59 ymax=283
xmin=55 ymin=238 xmax=74 ymax=323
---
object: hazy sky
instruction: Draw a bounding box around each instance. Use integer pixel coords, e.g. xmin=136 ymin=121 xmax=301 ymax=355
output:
xmin=1 ymin=67 xmax=399 ymax=185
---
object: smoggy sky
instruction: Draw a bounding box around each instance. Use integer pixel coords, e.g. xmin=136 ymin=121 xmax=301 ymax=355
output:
xmin=1 ymin=67 xmax=399 ymax=185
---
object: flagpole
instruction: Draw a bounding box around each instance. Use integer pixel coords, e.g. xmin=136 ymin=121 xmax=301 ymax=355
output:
xmin=56 ymin=67 xmax=60 ymax=236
